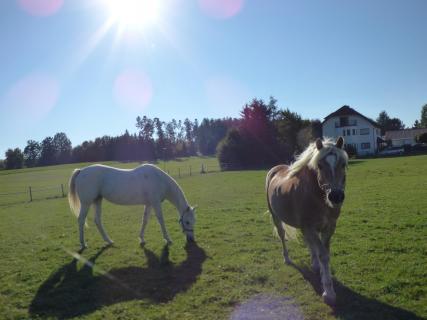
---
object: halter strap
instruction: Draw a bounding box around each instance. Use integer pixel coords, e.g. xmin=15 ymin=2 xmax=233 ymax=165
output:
xmin=179 ymin=212 xmax=194 ymax=233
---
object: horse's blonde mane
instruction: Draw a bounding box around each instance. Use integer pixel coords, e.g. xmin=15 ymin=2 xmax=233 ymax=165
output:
xmin=286 ymin=137 xmax=348 ymax=178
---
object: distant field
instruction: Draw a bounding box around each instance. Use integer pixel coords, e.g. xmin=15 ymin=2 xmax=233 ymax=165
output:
xmin=0 ymin=156 xmax=426 ymax=319
xmin=0 ymin=157 xmax=220 ymax=206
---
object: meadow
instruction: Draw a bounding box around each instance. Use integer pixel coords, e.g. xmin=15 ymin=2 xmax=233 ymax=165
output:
xmin=0 ymin=155 xmax=426 ymax=319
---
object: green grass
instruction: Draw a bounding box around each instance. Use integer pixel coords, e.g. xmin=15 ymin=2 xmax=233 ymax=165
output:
xmin=0 ymin=156 xmax=426 ymax=319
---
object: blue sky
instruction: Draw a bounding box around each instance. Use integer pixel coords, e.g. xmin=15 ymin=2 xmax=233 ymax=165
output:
xmin=1 ymin=0 xmax=427 ymax=156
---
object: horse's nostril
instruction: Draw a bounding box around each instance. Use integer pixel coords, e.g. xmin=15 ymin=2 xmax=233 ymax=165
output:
xmin=328 ymin=190 xmax=345 ymax=204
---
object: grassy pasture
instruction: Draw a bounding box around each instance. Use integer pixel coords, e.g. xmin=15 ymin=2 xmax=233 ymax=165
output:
xmin=0 ymin=156 xmax=426 ymax=319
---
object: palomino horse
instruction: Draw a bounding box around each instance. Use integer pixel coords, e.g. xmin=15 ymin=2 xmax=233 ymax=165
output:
xmin=266 ymin=137 xmax=348 ymax=305
xmin=68 ymin=164 xmax=196 ymax=250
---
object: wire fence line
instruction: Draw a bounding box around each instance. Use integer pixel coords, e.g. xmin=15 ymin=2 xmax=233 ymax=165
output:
xmin=0 ymin=163 xmax=222 ymax=206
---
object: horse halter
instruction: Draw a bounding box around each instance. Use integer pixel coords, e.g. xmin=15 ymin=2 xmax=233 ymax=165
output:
xmin=179 ymin=210 xmax=194 ymax=233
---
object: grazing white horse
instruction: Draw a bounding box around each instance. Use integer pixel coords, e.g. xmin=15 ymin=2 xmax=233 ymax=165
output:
xmin=68 ymin=163 xmax=196 ymax=250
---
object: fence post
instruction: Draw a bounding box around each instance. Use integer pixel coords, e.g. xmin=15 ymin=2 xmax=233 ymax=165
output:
xmin=189 ymin=166 xmax=192 ymax=176
xmin=29 ymin=186 xmax=32 ymax=202
xmin=61 ymin=184 xmax=65 ymax=197
xmin=178 ymin=168 xmax=181 ymax=178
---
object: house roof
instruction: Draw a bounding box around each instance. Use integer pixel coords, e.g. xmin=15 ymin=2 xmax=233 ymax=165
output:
xmin=323 ymin=105 xmax=379 ymax=127
xmin=385 ymin=128 xmax=427 ymax=140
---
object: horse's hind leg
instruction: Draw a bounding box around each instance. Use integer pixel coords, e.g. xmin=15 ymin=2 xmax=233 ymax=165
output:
xmin=94 ymin=198 xmax=114 ymax=245
xmin=272 ymin=215 xmax=291 ymax=264
xmin=78 ymin=203 xmax=91 ymax=250
xmin=140 ymin=205 xmax=151 ymax=245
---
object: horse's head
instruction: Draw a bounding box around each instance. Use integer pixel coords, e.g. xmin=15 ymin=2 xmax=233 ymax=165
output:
xmin=179 ymin=206 xmax=196 ymax=242
xmin=314 ymin=137 xmax=348 ymax=208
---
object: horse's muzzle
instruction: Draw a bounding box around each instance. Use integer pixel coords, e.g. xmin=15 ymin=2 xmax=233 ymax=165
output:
xmin=328 ymin=189 xmax=345 ymax=204
xmin=186 ymin=234 xmax=195 ymax=242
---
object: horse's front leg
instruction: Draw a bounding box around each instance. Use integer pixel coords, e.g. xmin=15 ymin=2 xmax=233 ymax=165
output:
xmin=140 ymin=205 xmax=151 ymax=245
xmin=303 ymin=228 xmax=336 ymax=306
xmin=312 ymin=222 xmax=336 ymax=273
xmin=321 ymin=221 xmax=336 ymax=254
xmin=153 ymin=203 xmax=172 ymax=245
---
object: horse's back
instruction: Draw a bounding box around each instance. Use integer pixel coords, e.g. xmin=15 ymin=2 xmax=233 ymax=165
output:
xmin=74 ymin=164 xmax=160 ymax=205
xmin=266 ymin=164 xmax=289 ymax=185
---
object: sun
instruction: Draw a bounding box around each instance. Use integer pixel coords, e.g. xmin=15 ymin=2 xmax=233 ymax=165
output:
xmin=105 ymin=0 xmax=161 ymax=31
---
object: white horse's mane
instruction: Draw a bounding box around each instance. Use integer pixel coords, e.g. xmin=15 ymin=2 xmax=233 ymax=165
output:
xmin=286 ymin=137 xmax=348 ymax=178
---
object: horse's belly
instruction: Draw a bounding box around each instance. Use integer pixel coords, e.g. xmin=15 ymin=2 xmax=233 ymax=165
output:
xmin=102 ymin=187 xmax=147 ymax=206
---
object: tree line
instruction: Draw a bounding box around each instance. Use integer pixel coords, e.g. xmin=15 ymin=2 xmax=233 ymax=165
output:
xmin=2 ymin=117 xmax=238 ymax=169
xmin=2 ymin=100 xmax=427 ymax=170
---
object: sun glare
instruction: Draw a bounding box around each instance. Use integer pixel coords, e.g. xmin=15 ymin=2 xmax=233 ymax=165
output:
xmin=106 ymin=0 xmax=161 ymax=31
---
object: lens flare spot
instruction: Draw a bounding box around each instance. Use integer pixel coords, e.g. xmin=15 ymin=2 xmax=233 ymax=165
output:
xmin=3 ymin=72 xmax=60 ymax=121
xmin=113 ymin=70 xmax=153 ymax=112
xmin=198 ymin=0 xmax=244 ymax=19
xmin=17 ymin=0 xmax=63 ymax=16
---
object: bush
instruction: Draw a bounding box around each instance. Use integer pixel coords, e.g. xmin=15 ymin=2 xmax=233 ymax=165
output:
xmin=217 ymin=128 xmax=289 ymax=170
xmin=416 ymin=132 xmax=427 ymax=143
xmin=217 ymin=129 xmax=248 ymax=170
xmin=403 ymin=144 xmax=412 ymax=153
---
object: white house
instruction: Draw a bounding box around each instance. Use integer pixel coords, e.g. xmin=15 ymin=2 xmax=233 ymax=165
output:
xmin=322 ymin=106 xmax=381 ymax=156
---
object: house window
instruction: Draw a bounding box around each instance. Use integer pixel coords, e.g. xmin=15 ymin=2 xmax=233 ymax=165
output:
xmin=345 ymin=143 xmax=357 ymax=150
xmin=361 ymin=143 xmax=371 ymax=149
xmin=360 ymin=128 xmax=370 ymax=135
xmin=352 ymin=129 xmax=357 ymax=135
xmin=340 ymin=117 xmax=349 ymax=127
xmin=343 ymin=129 xmax=346 ymax=136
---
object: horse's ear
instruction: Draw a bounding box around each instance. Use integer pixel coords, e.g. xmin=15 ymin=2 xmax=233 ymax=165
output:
xmin=315 ymin=138 xmax=323 ymax=150
xmin=336 ymin=136 xmax=344 ymax=149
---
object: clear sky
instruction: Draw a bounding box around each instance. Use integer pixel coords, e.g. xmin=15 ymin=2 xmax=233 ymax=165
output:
xmin=1 ymin=0 xmax=427 ymax=156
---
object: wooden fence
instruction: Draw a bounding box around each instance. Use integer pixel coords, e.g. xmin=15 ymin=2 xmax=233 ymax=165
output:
xmin=0 ymin=163 xmax=222 ymax=206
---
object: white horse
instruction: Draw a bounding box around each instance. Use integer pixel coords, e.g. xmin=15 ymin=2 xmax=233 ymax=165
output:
xmin=68 ymin=163 xmax=196 ymax=250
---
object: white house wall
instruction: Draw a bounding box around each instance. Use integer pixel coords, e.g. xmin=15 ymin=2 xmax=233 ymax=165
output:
xmin=323 ymin=116 xmax=380 ymax=155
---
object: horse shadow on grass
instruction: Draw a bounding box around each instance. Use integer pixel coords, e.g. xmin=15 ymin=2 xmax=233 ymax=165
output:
xmin=29 ymin=243 xmax=206 ymax=319
xmin=290 ymin=263 xmax=426 ymax=320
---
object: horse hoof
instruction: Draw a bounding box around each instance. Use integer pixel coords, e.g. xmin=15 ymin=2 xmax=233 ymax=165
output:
xmin=106 ymin=241 xmax=114 ymax=247
xmin=140 ymin=240 xmax=146 ymax=247
xmin=284 ymin=257 xmax=292 ymax=265
xmin=322 ymin=292 xmax=336 ymax=306
xmin=166 ymin=240 xmax=173 ymax=245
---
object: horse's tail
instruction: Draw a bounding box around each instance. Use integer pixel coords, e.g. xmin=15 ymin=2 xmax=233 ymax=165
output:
xmin=68 ymin=169 xmax=81 ymax=219
xmin=266 ymin=166 xmax=298 ymax=241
